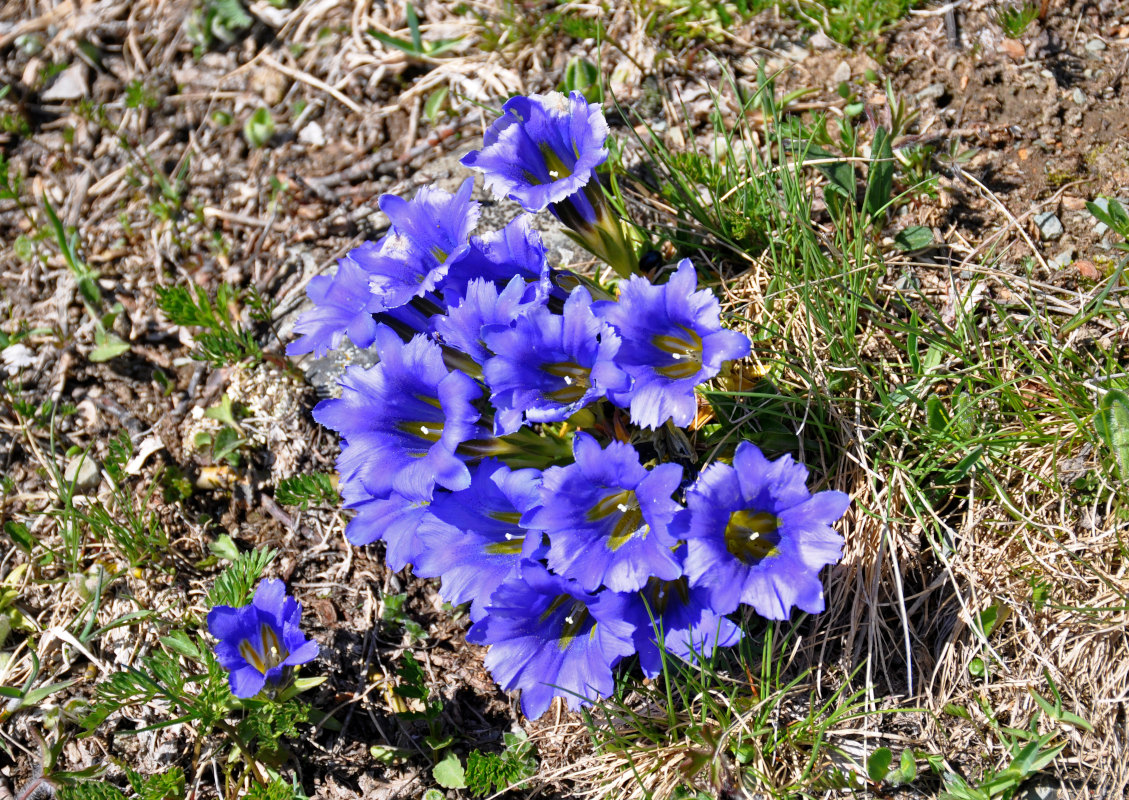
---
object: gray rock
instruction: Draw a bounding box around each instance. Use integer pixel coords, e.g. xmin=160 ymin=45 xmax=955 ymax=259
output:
xmin=1035 ymin=211 xmax=1064 ymax=241
xmin=1051 ymin=247 xmax=1074 ymax=268
xmin=915 ymin=83 xmax=946 ymax=103
xmin=64 ymin=454 xmax=101 ymax=492
xmin=1072 ymin=88 xmax=1086 ymax=105
xmin=808 ymin=31 xmax=837 ymax=50
xmin=41 ymin=63 xmax=89 ymax=102
xmin=1084 ymin=38 xmax=1107 ymax=52
xmin=831 ymin=60 xmax=851 ymax=84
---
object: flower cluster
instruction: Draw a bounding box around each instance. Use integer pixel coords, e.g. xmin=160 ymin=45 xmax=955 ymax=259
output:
xmin=287 ymin=92 xmax=850 ymax=719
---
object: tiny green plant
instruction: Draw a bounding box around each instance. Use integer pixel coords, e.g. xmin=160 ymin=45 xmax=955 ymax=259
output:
xmin=1087 ymin=196 xmax=1129 ymax=252
xmin=994 ymin=1 xmax=1040 ymax=38
xmin=368 ymin=3 xmax=463 ymax=58
xmin=244 ymin=107 xmax=276 ymax=149
xmin=275 ymin=473 xmax=340 ymax=510
xmin=156 ymin=283 xmax=262 ymax=367
xmin=464 ymin=730 xmax=539 ymax=796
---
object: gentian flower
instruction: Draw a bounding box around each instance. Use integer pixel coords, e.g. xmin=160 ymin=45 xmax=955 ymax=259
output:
xmin=682 ymin=441 xmax=849 ymax=620
xmin=596 ymin=259 xmax=751 ymax=429
xmin=440 ymin=214 xmax=551 ymax=302
xmin=522 ymin=432 xmax=683 ymax=593
xmin=623 ymin=571 xmax=741 ymax=678
xmin=433 ymin=276 xmax=544 ymax=367
xmin=338 ymin=476 xmax=436 ymax=571
xmin=313 ymin=325 xmax=487 ymax=502
xmin=483 ymin=287 xmax=629 ymax=433
xmin=207 ymin=579 xmax=319 ymax=698
xmin=413 ymin=459 xmax=546 ymax=620
xmin=460 ymin=92 xmax=637 ymax=277
xmin=467 ymin=560 xmax=636 ymax=719
xmin=352 ymin=178 xmax=479 ymax=312
xmin=286 ymin=253 xmax=383 ymax=357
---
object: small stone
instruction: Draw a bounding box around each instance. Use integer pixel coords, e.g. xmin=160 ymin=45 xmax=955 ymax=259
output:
xmin=1085 ymin=38 xmax=1107 ymax=52
xmin=298 ymin=121 xmax=325 ymax=146
xmin=1075 ymin=259 xmax=1100 ymax=279
xmin=64 ymin=454 xmax=101 ymax=492
xmin=831 ymin=60 xmax=851 ymax=84
xmin=1051 ymin=247 xmax=1074 ymax=267
xmin=915 ymin=83 xmax=946 ymax=102
xmin=41 ymin=62 xmax=89 ymax=101
xmin=809 ymin=31 xmax=837 ymax=50
xmin=1092 ymin=197 xmax=1111 ymax=234
xmin=1072 ymin=88 xmax=1086 ymax=104
xmin=1035 ymin=211 xmax=1064 ymax=241
xmin=1000 ymin=38 xmax=1026 ymax=60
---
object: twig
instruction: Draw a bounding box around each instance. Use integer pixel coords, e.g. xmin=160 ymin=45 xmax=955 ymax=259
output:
xmin=258 ymin=54 xmax=365 ymax=114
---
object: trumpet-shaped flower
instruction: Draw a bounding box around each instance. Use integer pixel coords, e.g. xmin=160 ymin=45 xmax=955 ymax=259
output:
xmin=596 ymin=259 xmax=751 ymax=429
xmin=683 ymin=441 xmax=849 ymax=620
xmin=338 ymin=476 xmax=436 ymax=571
xmin=522 ymin=432 xmax=683 ymax=593
xmin=440 ymin=214 xmax=551 ymax=302
xmin=460 ymin=92 xmax=608 ymax=214
xmin=286 ymin=253 xmax=383 ymax=358
xmin=413 ymin=460 xmax=545 ymax=620
xmin=467 ymin=561 xmax=636 ymax=719
xmin=207 ymin=579 xmax=319 ymax=698
xmin=622 ymin=572 xmax=741 ymax=678
xmin=433 ymin=276 xmax=544 ymax=367
xmin=313 ymin=326 xmax=486 ymax=502
xmin=483 ymin=288 xmax=629 ymax=433
xmin=351 ymin=178 xmax=479 ymax=312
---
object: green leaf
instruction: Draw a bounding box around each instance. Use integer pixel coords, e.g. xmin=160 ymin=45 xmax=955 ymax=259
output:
xmin=894 ymin=225 xmax=935 ymax=251
xmin=968 ymin=656 xmax=986 ymax=677
xmin=865 ymin=126 xmax=894 ymax=222
xmin=561 ymin=57 xmax=602 ymax=103
xmin=243 ymin=107 xmax=275 ymax=149
xmin=422 ymin=791 xmax=446 ymax=800
xmin=406 ymin=3 xmax=422 ymax=52
xmin=4 ymin=521 xmax=36 ymax=553
xmin=433 ymin=753 xmax=466 ymax=789
xmin=895 ymin=749 xmax=917 ymax=783
xmin=90 ymin=327 xmax=131 ymax=362
xmin=867 ymin=747 xmax=893 ymax=781
xmin=159 ymin=631 xmax=200 ymax=659
xmin=423 ymin=86 xmax=449 ymax=123
xmin=209 ymin=533 xmax=241 ymax=561
xmin=211 ymin=425 xmax=244 ymax=465
xmin=1095 ymin=388 xmax=1129 ymax=480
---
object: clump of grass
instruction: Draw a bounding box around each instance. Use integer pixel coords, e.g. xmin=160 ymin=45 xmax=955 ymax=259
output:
xmin=599 ymin=62 xmax=1128 ymax=797
xmin=994 ymin=0 xmax=1040 ymax=38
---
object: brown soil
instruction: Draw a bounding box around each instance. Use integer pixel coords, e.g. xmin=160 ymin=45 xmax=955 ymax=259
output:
xmin=1 ymin=0 xmax=1127 ymax=798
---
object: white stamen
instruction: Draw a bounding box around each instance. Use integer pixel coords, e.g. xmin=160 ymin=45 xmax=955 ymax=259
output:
xmin=565 ymin=615 xmax=574 ymax=625
xmin=420 ymin=425 xmax=431 ymax=436
xmin=504 ymin=533 xmax=515 ymax=540
xmin=657 ymin=588 xmax=666 ymax=599
xmin=563 ymin=375 xmax=573 ymax=385
xmin=617 ymin=503 xmax=630 ymax=513
xmin=749 ymin=531 xmax=760 ymax=540
xmin=549 ymin=169 xmax=560 ymax=178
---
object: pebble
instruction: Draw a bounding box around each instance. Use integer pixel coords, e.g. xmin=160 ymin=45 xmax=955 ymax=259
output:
xmin=1035 ymin=211 xmax=1064 ymax=241
xmin=1091 ymin=197 xmax=1110 ymax=234
xmin=41 ymin=62 xmax=89 ymax=102
xmin=1072 ymin=88 xmax=1086 ymax=104
xmin=915 ymin=82 xmax=946 ymax=102
xmin=809 ymin=31 xmax=837 ymax=50
xmin=298 ymin=121 xmax=326 ymax=146
xmin=64 ymin=454 xmax=101 ymax=492
xmin=832 ymin=60 xmax=851 ymax=84
xmin=1051 ymin=247 xmax=1074 ymax=268
xmin=1084 ymin=38 xmax=1107 ymax=52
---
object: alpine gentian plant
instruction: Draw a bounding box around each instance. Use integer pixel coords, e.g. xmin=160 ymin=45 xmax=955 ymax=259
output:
xmin=289 ymin=91 xmax=851 ymax=719
xmin=523 ymin=432 xmax=683 ymax=593
xmin=682 ymin=441 xmax=850 ymax=620
xmin=461 ymin=92 xmax=639 ymax=278
xmin=596 ymin=259 xmax=752 ymax=429
xmin=207 ymin=579 xmax=319 ymax=698
xmin=467 ymin=561 xmax=636 ymax=719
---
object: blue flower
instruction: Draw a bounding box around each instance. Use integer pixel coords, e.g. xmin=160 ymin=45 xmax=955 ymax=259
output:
xmin=433 ymin=276 xmax=544 ymax=367
xmin=338 ymin=476 xmax=436 ymax=571
xmin=483 ymin=287 xmax=629 ymax=433
xmin=622 ymin=571 xmax=741 ymax=678
xmin=286 ymin=254 xmax=383 ymax=358
xmin=682 ymin=441 xmax=849 ymax=620
xmin=595 ymin=259 xmax=751 ymax=429
xmin=440 ymin=214 xmax=551 ymax=302
xmin=413 ymin=460 xmax=545 ymax=621
xmin=461 ymin=93 xmax=608 ymax=214
xmin=522 ymin=432 xmax=683 ymax=593
xmin=467 ymin=561 xmax=636 ymax=719
xmin=313 ymin=325 xmax=487 ymax=502
xmin=351 ymin=178 xmax=479 ymax=313
xmin=207 ymin=579 xmax=319 ymax=699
